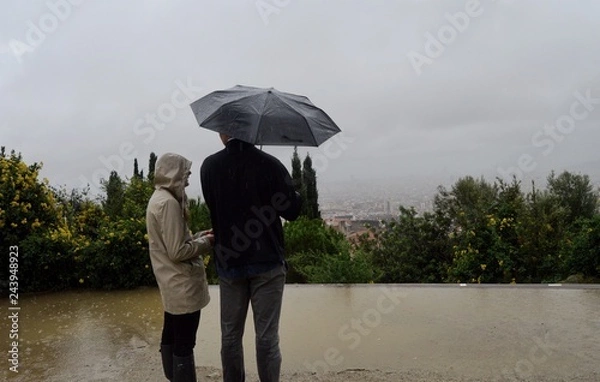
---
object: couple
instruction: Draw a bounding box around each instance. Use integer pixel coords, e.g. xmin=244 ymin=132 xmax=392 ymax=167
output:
xmin=146 ymin=132 xmax=302 ymax=382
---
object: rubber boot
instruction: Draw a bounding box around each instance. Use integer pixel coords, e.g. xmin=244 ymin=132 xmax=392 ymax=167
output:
xmin=160 ymin=344 xmax=173 ymax=381
xmin=173 ymin=354 xmax=197 ymax=382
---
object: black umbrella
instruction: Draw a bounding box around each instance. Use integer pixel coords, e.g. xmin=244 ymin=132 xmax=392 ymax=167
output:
xmin=190 ymin=85 xmax=341 ymax=146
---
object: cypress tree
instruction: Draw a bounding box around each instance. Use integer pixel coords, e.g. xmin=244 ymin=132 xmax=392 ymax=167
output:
xmin=291 ymin=147 xmax=302 ymax=193
xmin=148 ymin=152 xmax=157 ymax=182
xmin=302 ymin=154 xmax=320 ymax=219
xmin=133 ymin=158 xmax=140 ymax=179
xmin=101 ymin=170 xmax=125 ymax=218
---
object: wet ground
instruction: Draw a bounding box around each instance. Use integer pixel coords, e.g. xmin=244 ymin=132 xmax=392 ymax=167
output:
xmin=2 ymin=284 xmax=600 ymax=381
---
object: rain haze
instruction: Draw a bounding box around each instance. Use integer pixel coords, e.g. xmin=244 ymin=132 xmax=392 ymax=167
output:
xmin=1 ymin=0 xmax=600 ymax=202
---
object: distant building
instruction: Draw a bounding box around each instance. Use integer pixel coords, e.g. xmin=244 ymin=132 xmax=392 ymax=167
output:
xmin=326 ymin=216 xmax=383 ymax=241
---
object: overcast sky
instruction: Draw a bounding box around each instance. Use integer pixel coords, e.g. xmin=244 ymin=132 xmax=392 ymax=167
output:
xmin=1 ymin=0 xmax=599 ymax=198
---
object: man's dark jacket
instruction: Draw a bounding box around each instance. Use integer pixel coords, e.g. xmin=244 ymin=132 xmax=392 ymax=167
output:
xmin=201 ymin=140 xmax=302 ymax=273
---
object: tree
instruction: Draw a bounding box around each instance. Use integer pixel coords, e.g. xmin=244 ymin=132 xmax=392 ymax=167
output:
xmin=518 ymin=182 xmax=568 ymax=282
xmin=188 ymin=197 xmax=212 ymax=232
xmin=367 ymin=207 xmax=452 ymax=283
xmin=547 ymin=171 xmax=598 ymax=225
xmin=284 ymin=217 xmax=377 ymax=283
xmin=121 ymin=176 xmax=153 ymax=220
xmin=188 ymin=197 xmax=217 ymax=283
xmin=561 ymin=215 xmax=600 ymax=281
xmin=291 ymin=147 xmax=302 ymax=193
xmin=101 ymin=171 xmax=125 ymax=218
xmin=302 ymin=154 xmax=320 ymax=219
xmin=0 ymin=147 xmax=59 ymax=241
xmin=0 ymin=147 xmax=60 ymax=288
xmin=148 ymin=152 xmax=157 ymax=182
xmin=133 ymin=158 xmax=140 ymax=179
xmin=435 ymin=176 xmax=518 ymax=283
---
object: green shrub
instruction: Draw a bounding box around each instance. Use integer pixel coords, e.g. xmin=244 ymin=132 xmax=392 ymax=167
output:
xmin=79 ymin=218 xmax=155 ymax=290
xmin=561 ymin=216 xmax=600 ymax=280
xmin=284 ymin=217 xmax=350 ymax=282
xmin=289 ymin=249 xmax=374 ymax=284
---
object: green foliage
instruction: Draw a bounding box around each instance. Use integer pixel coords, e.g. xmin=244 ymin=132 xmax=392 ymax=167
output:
xmin=1 ymin=147 xmax=60 ymax=287
xmin=547 ymin=171 xmax=598 ymax=225
xmin=292 ymin=150 xmax=321 ymax=219
xmin=367 ymin=207 xmax=452 ymax=283
xmin=290 ymin=249 xmax=374 ymax=284
xmin=361 ymin=171 xmax=600 ymax=284
xmin=285 ymin=216 xmax=347 ymax=255
xmin=0 ymin=147 xmax=58 ymax=241
xmin=122 ymin=176 xmax=154 ymax=220
xmin=101 ymin=171 xmax=125 ymax=218
xmin=291 ymin=147 xmax=302 ymax=193
xmin=445 ymin=177 xmax=528 ymax=283
xmin=517 ymin=184 xmax=568 ymax=282
xmin=6 ymin=144 xmax=600 ymax=290
xmin=148 ymin=152 xmax=157 ymax=182
xmin=188 ymin=197 xmax=218 ymax=284
xmin=133 ymin=158 xmax=140 ymax=179
xmin=560 ymin=215 xmax=600 ymax=280
xmin=188 ymin=197 xmax=212 ymax=232
xmin=17 ymin=187 xmax=106 ymax=291
xmin=301 ymin=154 xmax=320 ymax=219
xmin=19 ymin=228 xmax=78 ymax=291
xmin=284 ymin=217 xmax=355 ymax=282
xmin=78 ymin=218 xmax=155 ymax=289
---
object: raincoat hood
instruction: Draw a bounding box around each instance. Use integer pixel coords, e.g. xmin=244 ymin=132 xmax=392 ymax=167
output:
xmin=154 ymin=153 xmax=192 ymax=202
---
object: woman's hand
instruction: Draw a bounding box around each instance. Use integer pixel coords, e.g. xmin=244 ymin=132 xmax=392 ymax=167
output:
xmin=193 ymin=229 xmax=215 ymax=246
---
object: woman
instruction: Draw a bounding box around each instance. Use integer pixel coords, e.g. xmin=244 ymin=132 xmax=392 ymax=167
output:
xmin=146 ymin=152 xmax=213 ymax=382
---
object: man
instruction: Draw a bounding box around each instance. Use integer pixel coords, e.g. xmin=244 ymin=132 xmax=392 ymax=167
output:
xmin=201 ymin=134 xmax=302 ymax=382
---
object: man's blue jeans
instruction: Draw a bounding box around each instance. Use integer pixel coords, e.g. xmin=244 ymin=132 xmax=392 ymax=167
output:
xmin=219 ymin=264 xmax=286 ymax=382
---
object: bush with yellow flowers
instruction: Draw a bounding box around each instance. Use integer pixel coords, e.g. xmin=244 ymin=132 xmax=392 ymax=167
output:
xmin=1 ymin=147 xmax=61 ymax=290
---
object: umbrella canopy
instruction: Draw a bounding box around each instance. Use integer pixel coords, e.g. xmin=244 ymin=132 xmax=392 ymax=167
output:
xmin=190 ymin=85 xmax=341 ymax=147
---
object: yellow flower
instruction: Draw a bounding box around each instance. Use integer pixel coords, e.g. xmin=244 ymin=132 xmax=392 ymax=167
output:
xmin=79 ymin=278 xmax=84 ymax=284
xmin=480 ymin=264 xmax=487 ymax=271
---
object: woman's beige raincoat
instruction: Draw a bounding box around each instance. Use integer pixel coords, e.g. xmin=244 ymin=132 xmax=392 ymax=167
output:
xmin=146 ymin=153 xmax=211 ymax=314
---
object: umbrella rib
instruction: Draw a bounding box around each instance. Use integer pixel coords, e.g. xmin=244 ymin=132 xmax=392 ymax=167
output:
xmin=273 ymin=96 xmax=319 ymax=146
xmin=194 ymin=93 xmax=259 ymax=120
xmin=253 ymin=93 xmax=271 ymax=144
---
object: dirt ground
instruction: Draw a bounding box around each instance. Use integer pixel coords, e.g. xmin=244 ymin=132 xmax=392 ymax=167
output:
xmin=116 ymin=350 xmax=599 ymax=382
xmin=121 ymin=364 xmax=600 ymax=382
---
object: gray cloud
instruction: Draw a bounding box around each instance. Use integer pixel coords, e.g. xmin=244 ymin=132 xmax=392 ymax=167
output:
xmin=1 ymin=0 xmax=600 ymax=197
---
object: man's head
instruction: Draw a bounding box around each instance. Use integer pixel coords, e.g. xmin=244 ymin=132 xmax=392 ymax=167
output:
xmin=219 ymin=133 xmax=231 ymax=146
